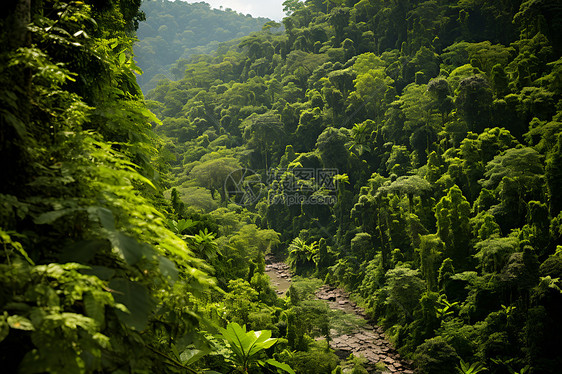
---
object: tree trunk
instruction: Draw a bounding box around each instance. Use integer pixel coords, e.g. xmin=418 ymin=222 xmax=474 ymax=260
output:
xmin=10 ymin=0 xmax=30 ymax=49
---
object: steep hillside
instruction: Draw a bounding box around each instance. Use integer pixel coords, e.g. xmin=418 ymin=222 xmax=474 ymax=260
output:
xmin=0 ymin=0 xmax=217 ymax=371
xmin=135 ymin=0 xmax=272 ymax=92
xmin=148 ymin=0 xmax=562 ymax=372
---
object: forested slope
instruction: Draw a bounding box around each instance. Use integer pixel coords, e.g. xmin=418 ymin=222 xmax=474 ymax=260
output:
xmin=135 ymin=0 xmax=272 ymax=92
xmin=3 ymin=0 xmax=562 ymax=373
xmin=147 ymin=0 xmax=562 ymax=373
xmin=0 ymin=0 xmax=219 ymax=372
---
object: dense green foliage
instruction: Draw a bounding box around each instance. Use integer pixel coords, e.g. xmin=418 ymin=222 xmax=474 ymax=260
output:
xmin=218 ymin=322 xmax=295 ymax=373
xmin=145 ymin=0 xmax=562 ymax=373
xmin=0 ymin=0 xmax=223 ymax=371
xmin=0 ymin=0 xmax=291 ymax=373
xmin=3 ymin=0 xmax=562 ymax=372
xmin=135 ymin=0 xmax=272 ymax=92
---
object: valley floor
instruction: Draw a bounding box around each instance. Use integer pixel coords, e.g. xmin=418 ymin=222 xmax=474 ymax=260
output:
xmin=266 ymin=258 xmax=414 ymax=373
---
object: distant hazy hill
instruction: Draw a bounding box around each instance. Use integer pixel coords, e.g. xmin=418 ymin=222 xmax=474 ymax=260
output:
xmin=135 ymin=0 xmax=270 ymax=93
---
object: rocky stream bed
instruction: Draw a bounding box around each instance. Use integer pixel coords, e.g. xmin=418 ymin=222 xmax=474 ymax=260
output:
xmin=265 ymin=257 xmax=414 ymax=374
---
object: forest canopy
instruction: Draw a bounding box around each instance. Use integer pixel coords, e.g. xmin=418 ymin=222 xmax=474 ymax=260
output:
xmin=134 ymin=0 xmax=272 ymax=92
xmin=144 ymin=0 xmax=562 ymax=372
xmin=1 ymin=0 xmax=562 ymax=373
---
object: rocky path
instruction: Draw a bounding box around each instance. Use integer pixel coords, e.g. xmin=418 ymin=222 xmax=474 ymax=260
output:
xmin=316 ymin=285 xmax=414 ymax=374
xmin=264 ymin=259 xmax=291 ymax=296
xmin=265 ymin=257 xmax=414 ymax=374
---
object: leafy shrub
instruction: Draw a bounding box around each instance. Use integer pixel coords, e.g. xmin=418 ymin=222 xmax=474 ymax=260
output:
xmin=414 ymin=336 xmax=460 ymax=374
xmin=437 ymin=318 xmax=482 ymax=359
xmin=218 ymin=322 xmax=294 ymax=373
xmin=383 ymin=266 xmax=426 ymax=323
xmin=286 ymin=344 xmax=339 ymax=374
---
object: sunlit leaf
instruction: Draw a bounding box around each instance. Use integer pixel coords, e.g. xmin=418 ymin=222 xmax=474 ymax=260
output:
xmin=109 ymin=232 xmax=154 ymax=265
xmin=84 ymin=292 xmax=105 ymax=326
xmin=7 ymin=315 xmax=34 ymax=331
xmin=266 ymin=358 xmax=296 ymax=374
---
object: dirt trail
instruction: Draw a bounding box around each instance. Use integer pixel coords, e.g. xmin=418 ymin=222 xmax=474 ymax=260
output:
xmin=265 ymin=257 xmax=414 ymax=374
xmin=316 ymin=285 xmax=414 ymax=374
xmin=264 ymin=259 xmax=291 ymax=296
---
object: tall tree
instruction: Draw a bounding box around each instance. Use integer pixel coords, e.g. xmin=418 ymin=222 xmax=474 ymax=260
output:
xmin=435 ymin=185 xmax=471 ymax=269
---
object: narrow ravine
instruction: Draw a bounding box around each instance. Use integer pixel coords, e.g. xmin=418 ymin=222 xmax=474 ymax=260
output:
xmin=265 ymin=257 xmax=414 ymax=374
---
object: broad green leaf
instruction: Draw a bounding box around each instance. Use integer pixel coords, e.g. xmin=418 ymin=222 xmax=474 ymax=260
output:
xmin=34 ymin=208 xmax=76 ymax=224
xmin=266 ymin=359 xmax=296 ymax=374
xmin=109 ymin=278 xmax=152 ymax=331
xmin=4 ymin=302 xmax=31 ymax=313
xmin=170 ymin=343 xmax=181 ymax=360
xmin=159 ymin=256 xmax=178 ymax=282
xmin=84 ymin=292 xmax=105 ymax=326
xmin=179 ymin=348 xmax=209 ymax=365
xmin=176 ymin=219 xmax=196 ymax=233
xmin=45 ymin=312 xmax=96 ymax=332
xmin=219 ymin=322 xmax=280 ymax=370
xmin=173 ymin=332 xmax=200 ymax=352
xmin=7 ymin=315 xmax=34 ymax=330
xmin=248 ymin=329 xmax=277 ymax=356
xmin=110 ymin=232 xmax=154 ymax=265
xmin=0 ymin=230 xmax=34 ymax=265
xmin=92 ymin=332 xmax=110 ymax=349
xmin=88 ymin=206 xmax=115 ymax=230
xmin=220 ymin=322 xmax=250 ymax=358
xmin=73 ymin=30 xmax=88 ymax=38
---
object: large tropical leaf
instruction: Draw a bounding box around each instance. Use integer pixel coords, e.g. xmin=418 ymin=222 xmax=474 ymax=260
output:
xmin=219 ymin=322 xmax=280 ymax=370
xmin=265 ymin=358 xmax=296 ymax=374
